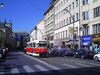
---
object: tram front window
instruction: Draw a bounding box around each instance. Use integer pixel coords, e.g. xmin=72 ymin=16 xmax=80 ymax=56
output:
xmin=38 ymin=44 xmax=47 ymax=47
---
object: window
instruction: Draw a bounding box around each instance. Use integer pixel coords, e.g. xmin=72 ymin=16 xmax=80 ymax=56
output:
xmin=66 ymin=7 xmax=68 ymax=13
xmin=82 ymin=0 xmax=88 ymax=5
xmin=61 ymin=21 xmax=63 ymax=27
xmin=94 ymin=6 xmax=100 ymax=18
xmin=57 ymin=5 xmax=58 ymax=10
xmin=93 ymin=0 xmax=98 ymax=2
xmin=75 ymin=27 xmax=78 ymax=36
xmin=61 ymin=1 xmax=63 ymax=6
xmin=63 ymin=9 xmax=66 ymax=15
xmin=64 ymin=20 xmax=66 ymax=26
xmin=59 ymin=3 xmax=60 ymax=9
xmin=76 ymin=13 xmax=79 ymax=21
xmin=66 ymin=30 xmax=67 ymax=38
xmin=83 ymin=25 xmax=89 ymax=35
xmin=82 ymin=12 xmax=85 ymax=20
xmin=86 ymin=0 xmax=88 ymax=4
xmin=93 ymin=24 xmax=100 ymax=34
xmin=72 ymin=2 xmax=75 ymax=9
xmin=63 ymin=31 xmax=65 ymax=38
xmin=61 ymin=10 xmax=63 ymax=16
xmin=82 ymin=0 xmax=85 ymax=5
xmin=69 ymin=17 xmax=71 ymax=24
xmin=61 ymin=31 xmax=63 ymax=38
xmin=59 ymin=22 xmax=60 ymax=28
xmin=69 ymin=4 xmax=71 ymax=11
xmin=73 ymin=15 xmax=75 ymax=22
xmin=66 ymin=18 xmax=68 ymax=25
xmin=82 ymin=11 xmax=89 ymax=20
xmin=64 ymin=0 xmax=65 ymax=4
xmin=76 ymin=0 xmax=78 ymax=7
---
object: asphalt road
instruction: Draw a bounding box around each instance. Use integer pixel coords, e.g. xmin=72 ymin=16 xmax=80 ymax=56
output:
xmin=0 ymin=51 xmax=100 ymax=75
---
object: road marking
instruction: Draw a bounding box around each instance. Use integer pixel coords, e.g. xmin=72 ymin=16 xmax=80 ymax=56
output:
xmin=75 ymin=63 xmax=92 ymax=67
xmin=23 ymin=65 xmax=35 ymax=73
xmin=35 ymin=65 xmax=48 ymax=71
xmin=19 ymin=52 xmax=61 ymax=70
xmin=75 ymin=63 xmax=100 ymax=73
xmin=63 ymin=64 xmax=78 ymax=68
xmin=11 ymin=68 xmax=20 ymax=74
xmin=86 ymin=62 xmax=100 ymax=67
xmin=0 ymin=72 xmax=4 ymax=75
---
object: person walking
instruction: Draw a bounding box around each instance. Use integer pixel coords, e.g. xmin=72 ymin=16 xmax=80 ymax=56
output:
xmin=94 ymin=45 xmax=99 ymax=54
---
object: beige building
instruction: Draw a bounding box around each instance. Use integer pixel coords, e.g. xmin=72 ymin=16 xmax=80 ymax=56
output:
xmin=80 ymin=0 xmax=100 ymax=48
xmin=80 ymin=0 xmax=100 ymax=35
xmin=44 ymin=1 xmax=55 ymax=47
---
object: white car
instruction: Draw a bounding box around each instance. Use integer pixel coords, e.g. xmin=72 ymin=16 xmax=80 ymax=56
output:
xmin=94 ymin=53 xmax=100 ymax=61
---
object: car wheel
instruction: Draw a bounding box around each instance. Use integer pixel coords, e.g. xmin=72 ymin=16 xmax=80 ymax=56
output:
xmin=39 ymin=54 xmax=42 ymax=58
xmin=94 ymin=56 xmax=99 ymax=61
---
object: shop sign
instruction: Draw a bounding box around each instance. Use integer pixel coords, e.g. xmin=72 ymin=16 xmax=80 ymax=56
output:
xmin=81 ymin=35 xmax=92 ymax=45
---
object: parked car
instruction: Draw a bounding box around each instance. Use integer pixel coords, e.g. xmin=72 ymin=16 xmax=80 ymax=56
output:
xmin=58 ymin=48 xmax=74 ymax=57
xmin=93 ymin=53 xmax=100 ymax=61
xmin=50 ymin=46 xmax=59 ymax=56
xmin=65 ymin=50 xmax=74 ymax=56
xmin=73 ymin=49 xmax=95 ymax=59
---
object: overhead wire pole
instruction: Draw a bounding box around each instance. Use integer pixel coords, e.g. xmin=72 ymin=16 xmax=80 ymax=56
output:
xmin=64 ymin=9 xmax=75 ymax=49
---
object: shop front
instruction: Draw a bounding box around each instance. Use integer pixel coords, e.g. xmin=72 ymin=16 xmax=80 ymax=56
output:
xmin=92 ymin=34 xmax=100 ymax=48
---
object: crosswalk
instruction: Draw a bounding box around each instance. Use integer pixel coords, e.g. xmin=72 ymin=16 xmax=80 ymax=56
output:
xmin=0 ymin=61 xmax=100 ymax=75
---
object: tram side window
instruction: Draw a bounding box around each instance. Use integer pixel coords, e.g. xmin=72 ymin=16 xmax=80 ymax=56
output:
xmin=29 ymin=43 xmax=32 ymax=47
xmin=26 ymin=44 xmax=28 ymax=47
xmin=36 ymin=43 xmax=39 ymax=47
xmin=27 ymin=44 xmax=30 ymax=47
xmin=32 ymin=43 xmax=36 ymax=47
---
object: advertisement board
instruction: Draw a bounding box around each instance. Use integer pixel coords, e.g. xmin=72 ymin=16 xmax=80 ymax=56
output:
xmin=81 ymin=35 xmax=92 ymax=45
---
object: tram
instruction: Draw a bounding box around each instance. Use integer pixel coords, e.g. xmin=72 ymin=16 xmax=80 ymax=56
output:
xmin=24 ymin=40 xmax=48 ymax=57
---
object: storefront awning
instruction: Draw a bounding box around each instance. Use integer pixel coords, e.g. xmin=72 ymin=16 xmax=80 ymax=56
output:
xmin=92 ymin=38 xmax=100 ymax=42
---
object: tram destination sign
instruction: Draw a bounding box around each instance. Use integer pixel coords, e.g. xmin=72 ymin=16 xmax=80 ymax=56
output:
xmin=39 ymin=41 xmax=46 ymax=44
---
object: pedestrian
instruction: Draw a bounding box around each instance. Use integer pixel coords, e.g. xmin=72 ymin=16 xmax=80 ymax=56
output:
xmin=94 ymin=45 xmax=99 ymax=54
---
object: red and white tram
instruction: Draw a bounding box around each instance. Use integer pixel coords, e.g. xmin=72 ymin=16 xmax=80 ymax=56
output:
xmin=24 ymin=40 xmax=48 ymax=57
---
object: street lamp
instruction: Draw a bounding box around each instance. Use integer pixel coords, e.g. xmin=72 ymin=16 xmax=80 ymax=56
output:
xmin=64 ymin=9 xmax=75 ymax=49
xmin=0 ymin=3 xmax=4 ymax=8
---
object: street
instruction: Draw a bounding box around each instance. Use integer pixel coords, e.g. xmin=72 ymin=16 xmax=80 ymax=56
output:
xmin=0 ymin=51 xmax=100 ymax=75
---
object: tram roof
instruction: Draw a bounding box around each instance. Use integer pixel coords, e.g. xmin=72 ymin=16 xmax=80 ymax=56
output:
xmin=27 ymin=40 xmax=47 ymax=44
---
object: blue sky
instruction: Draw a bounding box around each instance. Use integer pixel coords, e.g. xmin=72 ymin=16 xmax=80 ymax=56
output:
xmin=0 ymin=0 xmax=51 ymax=33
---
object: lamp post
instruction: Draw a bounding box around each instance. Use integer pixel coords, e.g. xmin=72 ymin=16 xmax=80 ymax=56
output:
xmin=0 ymin=29 xmax=5 ymax=47
xmin=0 ymin=3 xmax=4 ymax=8
xmin=64 ymin=9 xmax=75 ymax=49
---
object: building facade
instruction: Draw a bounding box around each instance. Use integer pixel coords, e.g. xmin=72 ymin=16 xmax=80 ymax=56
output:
xmin=13 ymin=32 xmax=29 ymax=49
xmin=54 ymin=0 xmax=80 ymax=49
xmin=37 ymin=19 xmax=45 ymax=40
xmin=30 ymin=19 xmax=45 ymax=42
xmin=44 ymin=1 xmax=55 ymax=47
xmin=80 ymin=0 xmax=100 ymax=49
